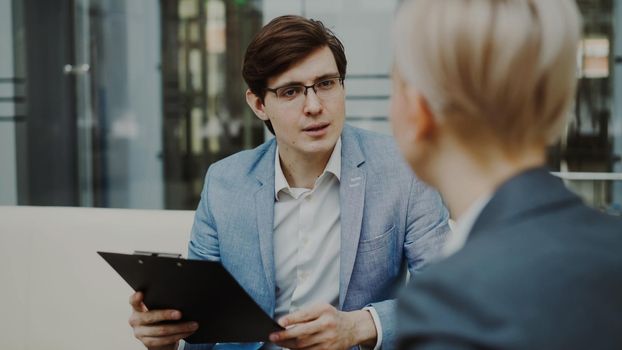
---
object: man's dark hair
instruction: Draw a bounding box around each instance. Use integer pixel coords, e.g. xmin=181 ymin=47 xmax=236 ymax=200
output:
xmin=242 ymin=15 xmax=347 ymax=134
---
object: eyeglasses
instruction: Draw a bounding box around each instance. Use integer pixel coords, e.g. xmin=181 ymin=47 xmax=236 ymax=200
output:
xmin=265 ymin=76 xmax=344 ymax=106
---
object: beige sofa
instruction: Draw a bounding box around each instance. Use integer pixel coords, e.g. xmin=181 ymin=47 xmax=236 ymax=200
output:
xmin=0 ymin=206 xmax=195 ymax=350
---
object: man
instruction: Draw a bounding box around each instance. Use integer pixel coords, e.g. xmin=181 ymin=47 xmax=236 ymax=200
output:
xmin=129 ymin=15 xmax=449 ymax=350
xmin=390 ymin=0 xmax=622 ymax=349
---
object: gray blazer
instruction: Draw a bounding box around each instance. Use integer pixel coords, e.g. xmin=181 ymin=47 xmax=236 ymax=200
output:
xmin=186 ymin=125 xmax=449 ymax=350
xmin=397 ymin=167 xmax=622 ymax=349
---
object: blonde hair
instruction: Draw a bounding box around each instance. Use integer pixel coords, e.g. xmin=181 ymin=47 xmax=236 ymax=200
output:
xmin=393 ymin=0 xmax=581 ymax=151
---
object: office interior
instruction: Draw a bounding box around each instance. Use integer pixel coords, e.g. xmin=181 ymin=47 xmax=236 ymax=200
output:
xmin=0 ymin=0 xmax=620 ymax=213
xmin=0 ymin=1 xmax=621 ymax=350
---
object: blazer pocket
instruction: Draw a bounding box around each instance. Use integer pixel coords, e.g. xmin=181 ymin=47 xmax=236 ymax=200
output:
xmin=358 ymin=225 xmax=396 ymax=253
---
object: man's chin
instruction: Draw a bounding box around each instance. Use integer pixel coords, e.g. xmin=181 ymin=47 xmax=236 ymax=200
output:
xmin=301 ymin=139 xmax=338 ymax=155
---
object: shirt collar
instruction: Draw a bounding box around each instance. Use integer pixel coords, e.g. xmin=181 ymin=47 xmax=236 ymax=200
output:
xmin=274 ymin=138 xmax=342 ymax=201
xmin=441 ymin=192 xmax=492 ymax=258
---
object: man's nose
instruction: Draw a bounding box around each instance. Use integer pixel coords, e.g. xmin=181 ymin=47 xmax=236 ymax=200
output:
xmin=303 ymin=88 xmax=322 ymax=115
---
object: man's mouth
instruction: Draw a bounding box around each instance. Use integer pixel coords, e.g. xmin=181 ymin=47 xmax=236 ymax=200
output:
xmin=303 ymin=122 xmax=330 ymax=132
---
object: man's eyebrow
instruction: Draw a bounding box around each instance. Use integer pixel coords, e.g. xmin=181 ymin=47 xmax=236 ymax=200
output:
xmin=271 ymin=72 xmax=341 ymax=89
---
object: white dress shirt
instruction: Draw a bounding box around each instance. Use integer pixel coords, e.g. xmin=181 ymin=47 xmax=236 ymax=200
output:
xmin=441 ymin=194 xmax=492 ymax=258
xmin=272 ymin=139 xmax=342 ymax=321
xmin=268 ymin=139 xmax=381 ymax=350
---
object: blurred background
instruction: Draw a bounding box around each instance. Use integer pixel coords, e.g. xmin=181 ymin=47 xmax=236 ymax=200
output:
xmin=0 ymin=0 xmax=620 ymax=215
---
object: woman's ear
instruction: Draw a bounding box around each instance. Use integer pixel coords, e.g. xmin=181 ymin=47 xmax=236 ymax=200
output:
xmin=246 ymin=89 xmax=269 ymax=121
xmin=408 ymin=90 xmax=437 ymax=141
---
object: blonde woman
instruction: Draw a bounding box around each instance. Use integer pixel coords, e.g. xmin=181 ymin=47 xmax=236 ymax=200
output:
xmin=390 ymin=0 xmax=622 ymax=349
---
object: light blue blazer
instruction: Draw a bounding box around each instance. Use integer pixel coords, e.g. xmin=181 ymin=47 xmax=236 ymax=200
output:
xmin=185 ymin=125 xmax=449 ymax=350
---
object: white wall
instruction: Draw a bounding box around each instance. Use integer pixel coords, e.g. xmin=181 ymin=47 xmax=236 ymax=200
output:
xmin=0 ymin=0 xmax=18 ymax=205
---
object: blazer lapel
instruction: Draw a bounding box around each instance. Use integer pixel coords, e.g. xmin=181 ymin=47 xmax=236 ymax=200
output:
xmin=338 ymin=126 xmax=366 ymax=308
xmin=252 ymin=141 xmax=277 ymax=314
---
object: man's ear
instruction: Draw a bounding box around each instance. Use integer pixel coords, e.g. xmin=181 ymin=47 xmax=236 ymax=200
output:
xmin=246 ymin=89 xmax=269 ymax=121
xmin=407 ymin=89 xmax=437 ymax=141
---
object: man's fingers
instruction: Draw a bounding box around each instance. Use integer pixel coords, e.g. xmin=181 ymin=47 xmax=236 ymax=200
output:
xmin=279 ymin=304 xmax=329 ymax=327
xmin=274 ymin=328 xmax=334 ymax=350
xmin=275 ymin=336 xmax=321 ymax=349
xmin=129 ymin=292 xmax=146 ymax=312
xmin=134 ymin=321 xmax=199 ymax=338
xmin=128 ymin=292 xmax=196 ymax=349
xmin=145 ymin=309 xmax=182 ymax=324
xmin=140 ymin=332 xmax=194 ymax=348
xmin=272 ymin=321 xmax=321 ymax=342
xmin=129 ymin=309 xmax=182 ymax=327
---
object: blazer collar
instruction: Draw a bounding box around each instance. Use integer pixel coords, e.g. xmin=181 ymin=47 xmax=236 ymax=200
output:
xmin=252 ymin=138 xmax=277 ymax=186
xmin=252 ymin=138 xmax=277 ymax=314
xmin=340 ymin=124 xmax=366 ymax=169
xmin=468 ymin=166 xmax=582 ymax=241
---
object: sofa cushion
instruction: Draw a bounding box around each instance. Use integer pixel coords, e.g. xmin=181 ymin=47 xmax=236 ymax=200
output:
xmin=0 ymin=206 xmax=194 ymax=350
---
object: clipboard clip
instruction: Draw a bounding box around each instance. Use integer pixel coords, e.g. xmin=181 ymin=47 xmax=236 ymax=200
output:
xmin=133 ymin=250 xmax=182 ymax=259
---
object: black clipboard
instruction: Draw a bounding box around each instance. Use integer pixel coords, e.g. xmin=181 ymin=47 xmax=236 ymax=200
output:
xmin=98 ymin=251 xmax=283 ymax=344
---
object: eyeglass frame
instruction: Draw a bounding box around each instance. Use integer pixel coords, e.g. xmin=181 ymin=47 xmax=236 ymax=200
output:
xmin=264 ymin=75 xmax=345 ymax=102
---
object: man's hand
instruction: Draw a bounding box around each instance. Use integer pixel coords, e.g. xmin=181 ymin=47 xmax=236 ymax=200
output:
xmin=128 ymin=291 xmax=199 ymax=350
xmin=269 ymin=303 xmax=378 ymax=350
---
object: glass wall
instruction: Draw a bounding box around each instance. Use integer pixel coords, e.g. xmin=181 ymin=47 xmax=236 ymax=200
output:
xmin=1 ymin=0 xmax=621 ymax=215
xmin=0 ymin=0 xmax=19 ymax=205
xmin=161 ymin=0 xmax=264 ymax=209
xmin=554 ymin=0 xmax=622 ymax=215
xmin=3 ymin=0 xmax=263 ymax=209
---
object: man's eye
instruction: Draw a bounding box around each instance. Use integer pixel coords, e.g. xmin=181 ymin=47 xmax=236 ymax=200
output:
xmin=279 ymin=87 xmax=301 ymax=98
xmin=317 ymin=79 xmax=336 ymax=89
